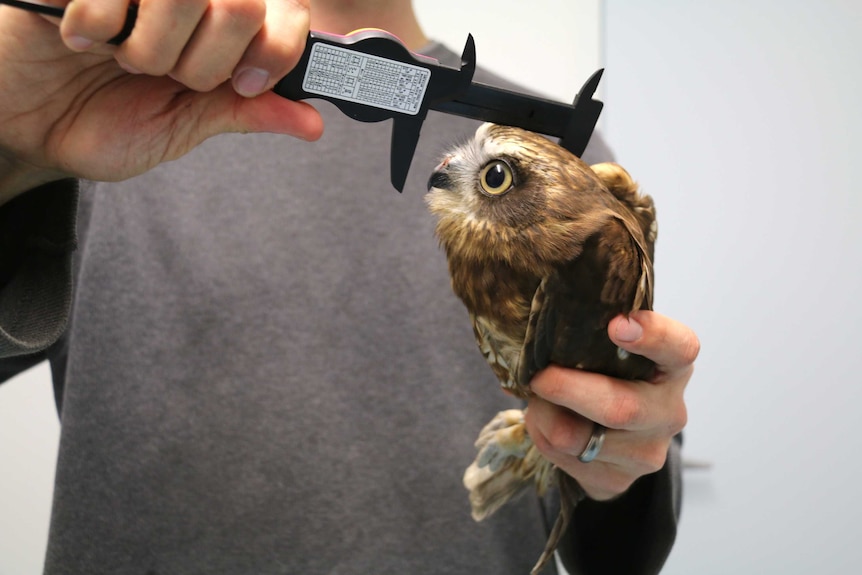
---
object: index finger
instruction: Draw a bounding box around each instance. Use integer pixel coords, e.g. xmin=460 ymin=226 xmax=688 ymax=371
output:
xmin=609 ymin=310 xmax=700 ymax=373
xmin=231 ymin=0 xmax=311 ymax=97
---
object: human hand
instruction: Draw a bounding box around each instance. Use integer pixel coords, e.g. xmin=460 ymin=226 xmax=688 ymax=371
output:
xmin=0 ymin=0 xmax=323 ymax=201
xmin=524 ymin=310 xmax=698 ymax=500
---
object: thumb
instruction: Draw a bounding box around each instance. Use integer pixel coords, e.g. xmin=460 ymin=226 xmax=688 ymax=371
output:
xmin=203 ymin=87 xmax=324 ymax=142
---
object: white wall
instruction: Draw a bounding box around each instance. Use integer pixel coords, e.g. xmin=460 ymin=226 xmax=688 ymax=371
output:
xmin=0 ymin=2 xmax=603 ymax=574
xmin=0 ymin=362 xmax=58 ymax=575
xmin=415 ymin=0 xmax=603 ymax=104
xmin=603 ymin=0 xmax=862 ymax=572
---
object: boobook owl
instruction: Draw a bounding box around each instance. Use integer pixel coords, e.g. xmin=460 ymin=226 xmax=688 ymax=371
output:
xmin=426 ymin=123 xmax=658 ymax=574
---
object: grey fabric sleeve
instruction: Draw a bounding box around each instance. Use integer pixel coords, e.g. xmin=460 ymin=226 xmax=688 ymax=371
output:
xmin=0 ymin=179 xmax=78 ymax=362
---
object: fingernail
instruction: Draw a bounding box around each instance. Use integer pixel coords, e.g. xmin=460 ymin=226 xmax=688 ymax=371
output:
xmin=615 ymin=316 xmax=643 ymax=342
xmin=233 ymin=67 xmax=270 ymax=97
xmin=67 ymin=35 xmax=95 ymax=51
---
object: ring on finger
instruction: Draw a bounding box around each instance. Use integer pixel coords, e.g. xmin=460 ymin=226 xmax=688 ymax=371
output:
xmin=577 ymin=422 xmax=606 ymax=463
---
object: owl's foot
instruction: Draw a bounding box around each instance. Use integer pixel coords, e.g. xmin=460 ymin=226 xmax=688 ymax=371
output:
xmin=462 ymin=409 xmax=554 ymax=521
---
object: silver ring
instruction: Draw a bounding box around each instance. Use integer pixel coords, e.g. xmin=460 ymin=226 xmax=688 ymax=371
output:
xmin=577 ymin=423 xmax=606 ymax=463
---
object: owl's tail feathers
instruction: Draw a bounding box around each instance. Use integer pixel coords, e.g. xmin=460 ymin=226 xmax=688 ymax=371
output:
xmin=462 ymin=409 xmax=555 ymax=521
xmin=529 ymin=474 xmax=587 ymax=575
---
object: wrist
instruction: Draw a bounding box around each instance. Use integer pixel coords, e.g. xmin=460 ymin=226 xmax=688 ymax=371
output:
xmin=0 ymin=154 xmax=67 ymax=205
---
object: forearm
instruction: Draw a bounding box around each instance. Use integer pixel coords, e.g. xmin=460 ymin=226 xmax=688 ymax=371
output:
xmin=557 ymin=435 xmax=682 ymax=575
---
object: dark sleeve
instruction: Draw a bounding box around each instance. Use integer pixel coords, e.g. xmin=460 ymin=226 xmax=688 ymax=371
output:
xmin=557 ymin=434 xmax=683 ymax=575
xmin=0 ymin=179 xmax=78 ymax=365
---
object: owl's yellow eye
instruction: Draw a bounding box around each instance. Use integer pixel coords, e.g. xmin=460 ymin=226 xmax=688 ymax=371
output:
xmin=479 ymin=160 xmax=514 ymax=196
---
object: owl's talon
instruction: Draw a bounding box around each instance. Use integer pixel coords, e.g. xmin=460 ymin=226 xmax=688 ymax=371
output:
xmin=475 ymin=417 xmax=529 ymax=471
xmin=463 ymin=409 xmax=554 ymax=521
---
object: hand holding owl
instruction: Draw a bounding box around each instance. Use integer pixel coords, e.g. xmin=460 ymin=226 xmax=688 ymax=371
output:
xmin=526 ymin=310 xmax=697 ymax=501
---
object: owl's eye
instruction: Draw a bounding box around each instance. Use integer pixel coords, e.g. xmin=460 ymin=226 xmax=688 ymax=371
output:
xmin=479 ymin=160 xmax=514 ymax=196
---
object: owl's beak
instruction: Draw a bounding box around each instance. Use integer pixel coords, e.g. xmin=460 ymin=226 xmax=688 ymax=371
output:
xmin=427 ymin=157 xmax=452 ymax=191
xmin=427 ymin=170 xmax=451 ymax=191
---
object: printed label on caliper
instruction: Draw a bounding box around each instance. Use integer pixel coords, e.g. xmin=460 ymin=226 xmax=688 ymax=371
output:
xmin=302 ymin=42 xmax=431 ymax=116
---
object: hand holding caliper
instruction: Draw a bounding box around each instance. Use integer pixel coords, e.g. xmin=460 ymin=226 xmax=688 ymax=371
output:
xmin=0 ymin=0 xmax=603 ymax=191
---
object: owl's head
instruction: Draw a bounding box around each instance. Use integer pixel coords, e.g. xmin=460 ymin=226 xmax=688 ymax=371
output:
xmin=426 ymin=123 xmax=655 ymax=271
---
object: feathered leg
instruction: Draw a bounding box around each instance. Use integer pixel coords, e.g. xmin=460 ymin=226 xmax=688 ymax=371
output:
xmin=462 ymin=409 xmax=555 ymax=520
xmin=463 ymin=409 xmax=587 ymax=575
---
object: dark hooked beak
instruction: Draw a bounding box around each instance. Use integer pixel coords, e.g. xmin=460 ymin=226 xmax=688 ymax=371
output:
xmin=427 ymin=170 xmax=451 ymax=191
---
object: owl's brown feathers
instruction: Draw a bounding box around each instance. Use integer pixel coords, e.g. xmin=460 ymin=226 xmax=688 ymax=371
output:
xmin=428 ymin=123 xmax=656 ymax=394
xmin=426 ymin=123 xmax=658 ymax=574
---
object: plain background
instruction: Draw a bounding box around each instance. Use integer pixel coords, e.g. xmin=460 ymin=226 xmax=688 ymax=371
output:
xmin=2 ymin=1 xmax=861 ymax=573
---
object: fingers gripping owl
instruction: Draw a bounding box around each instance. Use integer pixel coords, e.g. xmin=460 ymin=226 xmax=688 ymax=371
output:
xmin=426 ymin=123 xmax=657 ymax=574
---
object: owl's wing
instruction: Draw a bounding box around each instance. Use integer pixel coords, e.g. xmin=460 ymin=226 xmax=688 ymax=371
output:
xmin=517 ymin=213 xmax=655 ymax=387
xmin=471 ymin=313 xmax=519 ymax=393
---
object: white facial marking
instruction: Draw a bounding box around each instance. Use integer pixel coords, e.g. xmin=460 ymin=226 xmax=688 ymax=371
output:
xmin=480 ymin=126 xmax=522 ymax=159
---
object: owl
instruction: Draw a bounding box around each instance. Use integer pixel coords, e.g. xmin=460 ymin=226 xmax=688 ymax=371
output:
xmin=426 ymin=123 xmax=658 ymax=574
